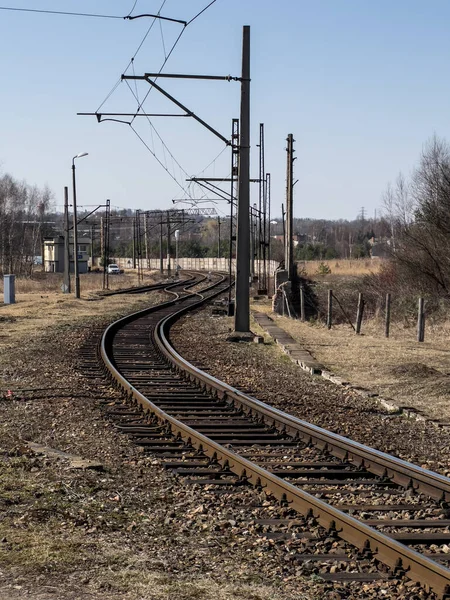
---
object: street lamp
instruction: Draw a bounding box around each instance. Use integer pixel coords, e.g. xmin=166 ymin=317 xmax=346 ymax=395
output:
xmin=71 ymin=152 xmax=88 ymax=299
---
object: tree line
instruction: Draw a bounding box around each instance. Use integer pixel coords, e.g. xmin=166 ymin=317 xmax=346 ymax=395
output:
xmin=0 ymin=173 xmax=53 ymax=275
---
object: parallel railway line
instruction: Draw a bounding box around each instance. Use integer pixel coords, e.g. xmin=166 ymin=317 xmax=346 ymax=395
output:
xmin=94 ymin=271 xmax=450 ymax=598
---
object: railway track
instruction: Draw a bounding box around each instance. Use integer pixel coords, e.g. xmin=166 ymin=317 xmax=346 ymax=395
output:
xmin=99 ymin=273 xmax=198 ymax=296
xmin=96 ymin=272 xmax=450 ymax=598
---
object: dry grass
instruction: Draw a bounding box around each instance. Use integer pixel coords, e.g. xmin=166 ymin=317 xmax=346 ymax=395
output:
xmin=252 ymin=299 xmax=450 ymax=421
xmin=0 ymin=288 xmax=166 ymax=391
xmin=298 ymin=258 xmax=382 ymax=276
xmin=0 ymin=270 xmax=161 ymax=294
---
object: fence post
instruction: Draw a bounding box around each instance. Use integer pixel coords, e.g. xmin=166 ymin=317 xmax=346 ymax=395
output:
xmin=300 ymin=286 xmax=305 ymax=322
xmin=417 ymin=297 xmax=425 ymax=342
xmin=355 ymin=292 xmax=364 ymax=334
xmin=385 ymin=293 xmax=391 ymax=338
xmin=327 ymin=289 xmax=332 ymax=329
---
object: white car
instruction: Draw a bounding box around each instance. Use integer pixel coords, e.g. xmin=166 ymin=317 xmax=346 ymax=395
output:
xmin=107 ymin=263 xmax=120 ymax=274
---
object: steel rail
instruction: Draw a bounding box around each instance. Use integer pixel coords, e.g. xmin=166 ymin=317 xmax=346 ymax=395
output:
xmin=100 ymin=274 xmax=197 ymax=296
xmin=158 ymin=305 xmax=450 ymax=503
xmin=101 ymin=281 xmax=450 ymax=597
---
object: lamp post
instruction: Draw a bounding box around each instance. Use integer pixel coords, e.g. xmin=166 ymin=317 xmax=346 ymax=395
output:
xmin=71 ymin=152 xmax=88 ymax=299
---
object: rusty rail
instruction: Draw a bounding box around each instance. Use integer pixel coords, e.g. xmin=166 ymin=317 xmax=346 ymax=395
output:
xmin=100 ymin=279 xmax=450 ymax=598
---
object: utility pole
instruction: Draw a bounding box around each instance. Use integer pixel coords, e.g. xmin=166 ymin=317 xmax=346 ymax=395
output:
xmin=63 ymin=186 xmax=70 ymax=293
xmin=144 ymin=212 xmax=149 ymax=269
xmin=266 ymin=172 xmax=271 ymax=290
xmin=228 ymin=117 xmax=239 ymax=311
xmin=71 ymin=164 xmax=80 ymax=298
xmin=217 ymin=216 xmax=221 ymax=258
xmin=234 ymin=25 xmax=251 ymax=334
xmin=136 ymin=209 xmax=142 ymax=282
xmin=132 ymin=215 xmax=136 ymax=269
xmin=282 ymin=203 xmax=286 ymax=253
xmin=285 ymin=133 xmax=295 ymax=281
xmin=102 ymin=199 xmax=111 ymax=290
xmin=166 ymin=210 xmax=171 ymax=276
xmin=100 ymin=215 xmax=104 ymax=272
xmin=159 ymin=217 xmax=164 ymax=273
xmin=258 ymin=123 xmax=267 ymax=293
xmin=90 ymin=223 xmax=95 ymax=270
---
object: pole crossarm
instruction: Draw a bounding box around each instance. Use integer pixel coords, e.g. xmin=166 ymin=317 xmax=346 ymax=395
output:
xmin=68 ymin=204 xmax=105 ymax=230
xmin=77 ymin=112 xmax=190 ymax=119
xmin=189 ymin=180 xmax=233 ymax=203
xmin=122 ymin=74 xmax=231 ymax=145
xmin=140 ymin=73 xmax=241 ymax=81
xmin=187 ymin=177 xmax=261 ymax=183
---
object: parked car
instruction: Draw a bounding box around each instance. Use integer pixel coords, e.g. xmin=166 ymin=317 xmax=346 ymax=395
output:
xmin=107 ymin=263 xmax=120 ymax=274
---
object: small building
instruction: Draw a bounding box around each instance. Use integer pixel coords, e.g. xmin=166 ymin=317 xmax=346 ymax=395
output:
xmin=43 ymin=235 xmax=91 ymax=273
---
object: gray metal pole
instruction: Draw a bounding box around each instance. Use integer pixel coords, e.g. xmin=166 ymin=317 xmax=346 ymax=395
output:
xmin=63 ymin=186 xmax=71 ymax=293
xmin=71 ymin=161 xmax=80 ymax=299
xmin=144 ymin=212 xmax=149 ymax=269
xmin=286 ymin=133 xmax=294 ymax=281
xmin=159 ymin=219 xmax=163 ymax=273
xmin=234 ymin=25 xmax=251 ymax=333
xmin=90 ymin=223 xmax=95 ymax=271
xmin=167 ymin=210 xmax=171 ymax=276
xmin=217 ymin=216 xmax=221 ymax=259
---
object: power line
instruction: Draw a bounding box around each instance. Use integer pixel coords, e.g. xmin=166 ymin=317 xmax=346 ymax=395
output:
xmin=0 ymin=5 xmax=185 ymax=24
xmin=187 ymin=0 xmax=218 ymax=26
xmin=128 ymin=123 xmax=195 ymax=199
xmin=0 ymin=6 xmax=124 ymax=19
xmin=127 ymin=0 xmax=140 ymax=18
xmin=127 ymin=0 xmax=220 ymax=123
xmin=96 ymin=0 xmax=167 ymax=113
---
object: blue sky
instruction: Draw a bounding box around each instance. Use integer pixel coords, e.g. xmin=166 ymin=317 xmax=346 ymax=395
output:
xmin=1 ymin=0 xmax=450 ymax=220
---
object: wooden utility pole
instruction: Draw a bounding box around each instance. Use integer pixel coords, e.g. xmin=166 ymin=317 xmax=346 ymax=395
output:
xmin=355 ymin=293 xmax=365 ymax=334
xmin=234 ymin=25 xmax=251 ymax=333
xmin=385 ymin=293 xmax=391 ymax=338
xmin=417 ymin=298 xmax=425 ymax=342
xmin=285 ymin=133 xmax=295 ymax=281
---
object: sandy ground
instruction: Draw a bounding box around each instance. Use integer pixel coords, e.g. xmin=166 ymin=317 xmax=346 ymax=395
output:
xmin=252 ymin=299 xmax=450 ymax=422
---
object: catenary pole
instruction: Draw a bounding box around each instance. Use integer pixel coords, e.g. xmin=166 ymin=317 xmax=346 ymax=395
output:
xmin=234 ymin=25 xmax=251 ymax=333
xmin=63 ymin=186 xmax=70 ymax=293
xmin=286 ymin=133 xmax=294 ymax=281
xmin=71 ymin=161 xmax=80 ymax=298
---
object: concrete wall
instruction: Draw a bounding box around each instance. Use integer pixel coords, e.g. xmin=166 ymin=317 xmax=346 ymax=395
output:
xmin=108 ymin=256 xmax=279 ymax=276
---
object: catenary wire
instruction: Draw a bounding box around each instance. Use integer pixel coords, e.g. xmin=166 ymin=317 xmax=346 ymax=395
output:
xmin=129 ymin=0 xmax=220 ymax=122
xmin=0 ymin=6 xmax=123 ymax=19
xmin=128 ymin=123 xmax=194 ymax=199
xmin=187 ymin=0 xmax=218 ymax=25
xmin=126 ymin=0 xmax=139 ymax=17
xmin=96 ymin=0 xmax=167 ymax=112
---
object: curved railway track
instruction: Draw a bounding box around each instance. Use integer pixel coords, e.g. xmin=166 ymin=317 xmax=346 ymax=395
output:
xmin=97 ymin=272 xmax=450 ymax=598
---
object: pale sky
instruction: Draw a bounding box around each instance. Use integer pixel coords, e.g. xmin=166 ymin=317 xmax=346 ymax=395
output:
xmin=1 ymin=0 xmax=450 ymax=220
